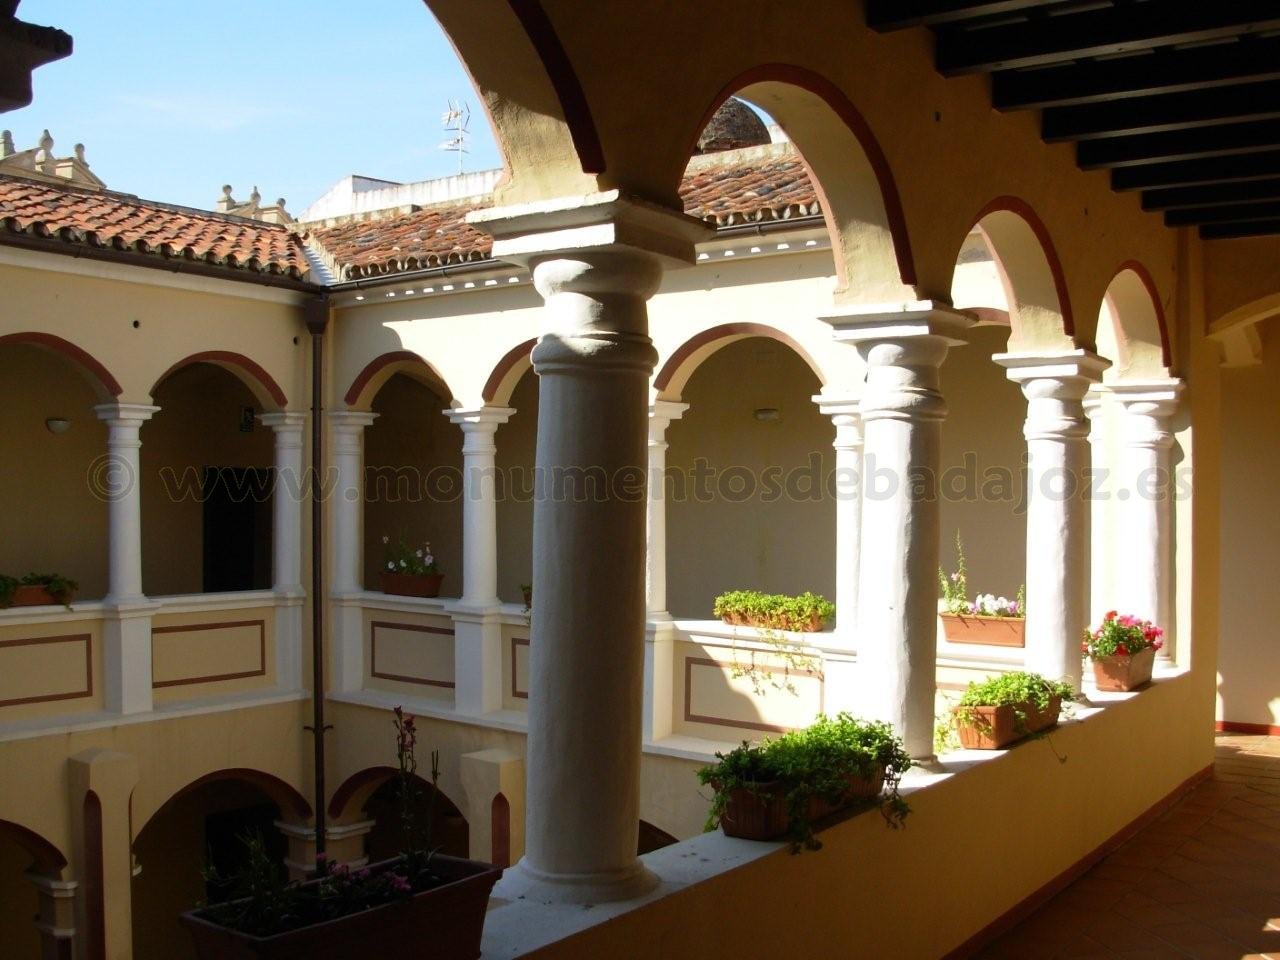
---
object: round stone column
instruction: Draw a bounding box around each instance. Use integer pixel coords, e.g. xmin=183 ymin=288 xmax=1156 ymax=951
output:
xmin=328 ymin=410 xmax=377 ymax=692
xmin=645 ymin=400 xmax=688 ymax=622
xmin=1111 ymin=380 xmax=1183 ymax=662
xmin=469 ymin=193 xmax=709 ymax=904
xmin=823 ymin=305 xmax=972 ymax=759
xmin=995 ymin=352 xmax=1109 ymax=692
xmin=261 ymin=412 xmax=307 ymax=690
xmin=446 ymin=407 xmax=514 ymax=606
xmin=814 ymin=393 xmax=863 ymax=644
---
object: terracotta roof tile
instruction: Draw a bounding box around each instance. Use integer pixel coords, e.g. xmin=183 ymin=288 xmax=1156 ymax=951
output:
xmin=309 ymin=146 xmax=820 ymax=280
xmin=0 ymin=175 xmax=310 ymax=279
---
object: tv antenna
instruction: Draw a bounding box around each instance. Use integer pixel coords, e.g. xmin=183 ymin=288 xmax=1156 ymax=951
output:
xmin=439 ymin=99 xmax=471 ymax=175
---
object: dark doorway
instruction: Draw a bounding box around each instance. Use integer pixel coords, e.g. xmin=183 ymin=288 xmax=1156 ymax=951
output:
xmin=202 ymin=468 xmax=273 ymax=593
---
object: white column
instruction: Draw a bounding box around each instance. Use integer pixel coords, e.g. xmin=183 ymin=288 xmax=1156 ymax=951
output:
xmin=94 ymin=403 xmax=159 ymax=715
xmin=994 ymin=352 xmax=1109 ymax=692
xmin=446 ymin=406 xmax=513 ymax=716
xmin=329 ymin=410 xmax=377 ymax=693
xmin=261 ymin=412 xmax=307 ymax=690
xmin=1083 ymin=389 xmax=1111 ymax=627
xmin=469 ymin=192 xmax=708 ymax=904
xmin=814 ymin=393 xmax=863 ymax=645
xmin=823 ymin=305 xmax=972 ymax=759
xmin=1111 ymin=380 xmax=1183 ymax=663
xmin=643 ymin=400 xmax=687 ymax=743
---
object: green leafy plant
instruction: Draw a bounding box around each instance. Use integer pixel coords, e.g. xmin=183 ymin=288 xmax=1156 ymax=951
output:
xmin=200 ymin=830 xmax=300 ymax=937
xmin=1082 ymin=610 xmax=1164 ymax=660
xmin=954 ymin=671 xmax=1075 ymax=734
xmin=698 ymin=713 xmax=911 ymax=852
xmin=729 ymin=626 xmax=822 ymax=697
xmin=938 ymin=532 xmax=1024 ymax=618
xmin=0 ymin=572 xmax=79 ymax=609
xmin=713 ymin=590 xmax=835 ymax=632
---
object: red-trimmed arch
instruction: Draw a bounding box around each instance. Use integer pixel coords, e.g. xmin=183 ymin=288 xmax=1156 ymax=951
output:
xmin=328 ymin=766 xmax=467 ymax=822
xmin=344 ymin=350 xmax=455 ymax=410
xmin=0 ymin=332 xmax=122 ymax=400
xmin=481 ymin=338 xmax=537 ymax=405
xmin=682 ymin=63 xmax=916 ymax=288
xmin=1111 ymin=259 xmax=1172 ymax=369
xmin=654 ymin=323 xmax=825 ymax=399
xmin=153 ymin=351 xmax=287 ymax=408
xmin=0 ymin=818 xmax=67 ymax=874
xmin=136 ymin=768 xmax=312 ymax=837
xmin=966 ymin=196 xmax=1074 ymax=337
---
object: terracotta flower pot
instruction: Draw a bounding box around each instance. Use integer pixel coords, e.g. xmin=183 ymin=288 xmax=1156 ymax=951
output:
xmin=940 ymin=613 xmax=1025 ymax=648
xmin=1092 ymin=646 xmax=1155 ymax=692
xmin=953 ymin=696 xmax=1062 ymax=750
xmin=7 ymin=584 xmax=58 ymax=608
xmin=718 ymin=612 xmax=827 ymax=633
xmin=181 ymin=855 xmax=500 ymax=960
xmin=379 ymin=572 xmax=443 ymax=598
xmin=717 ymin=767 xmax=886 ymax=840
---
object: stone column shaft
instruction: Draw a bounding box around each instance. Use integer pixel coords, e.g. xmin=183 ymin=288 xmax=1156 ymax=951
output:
xmin=995 ymin=351 xmax=1109 ymax=692
xmin=643 ymin=400 xmax=687 ymax=742
xmin=824 ymin=305 xmax=972 ymax=759
xmin=329 ymin=411 xmax=377 ymax=692
xmin=262 ymin=412 xmax=307 ymax=690
xmin=815 ymin=394 xmax=863 ymax=644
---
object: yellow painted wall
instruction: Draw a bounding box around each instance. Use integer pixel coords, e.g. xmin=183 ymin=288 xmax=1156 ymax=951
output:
xmin=1217 ymin=321 xmax=1280 ymax=728
xmin=666 ymin=337 xmax=834 ymax=619
xmin=143 ymin=364 xmax=275 ymax=596
xmin=0 ymin=344 xmax=110 ymax=598
xmin=363 ymin=374 xmax=464 ymax=593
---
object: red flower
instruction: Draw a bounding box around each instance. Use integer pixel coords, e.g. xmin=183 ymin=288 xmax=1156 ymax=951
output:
xmin=1116 ymin=644 xmax=1129 ymax=656
xmin=1104 ymin=610 xmax=1117 ymax=621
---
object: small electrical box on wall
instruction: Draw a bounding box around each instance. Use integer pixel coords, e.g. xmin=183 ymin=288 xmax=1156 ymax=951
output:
xmin=239 ymin=406 xmax=256 ymax=433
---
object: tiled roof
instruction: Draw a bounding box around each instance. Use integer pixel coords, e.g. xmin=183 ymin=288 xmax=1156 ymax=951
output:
xmin=0 ymin=175 xmax=310 ymax=280
xmin=308 ymin=145 xmax=821 ymax=280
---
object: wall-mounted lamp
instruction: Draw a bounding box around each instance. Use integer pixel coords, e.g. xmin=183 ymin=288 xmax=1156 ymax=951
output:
xmin=45 ymin=417 xmax=71 ymax=435
xmin=753 ymin=407 xmax=781 ymax=423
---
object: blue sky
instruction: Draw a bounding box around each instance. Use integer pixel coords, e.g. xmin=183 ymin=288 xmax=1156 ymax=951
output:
xmin=7 ymin=1 xmax=502 ymax=210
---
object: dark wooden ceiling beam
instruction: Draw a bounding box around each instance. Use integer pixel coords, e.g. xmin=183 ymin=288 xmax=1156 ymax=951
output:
xmin=1111 ymin=151 xmax=1280 ymax=191
xmin=1201 ymin=218 xmax=1280 ymax=240
xmin=1142 ymin=178 xmax=1280 ymax=212
xmin=865 ymin=0 xmax=1060 ymax=31
xmin=1165 ymin=200 xmax=1280 ymax=227
xmin=993 ymin=39 xmax=1280 ymax=111
xmin=1043 ymin=80 xmax=1280 ymax=142
xmin=937 ymin=4 xmax=1280 ymax=76
xmin=1078 ymin=119 xmax=1280 ymax=169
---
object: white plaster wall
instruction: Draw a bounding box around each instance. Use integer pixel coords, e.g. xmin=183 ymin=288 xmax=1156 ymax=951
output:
xmin=1217 ymin=323 xmax=1280 ymax=728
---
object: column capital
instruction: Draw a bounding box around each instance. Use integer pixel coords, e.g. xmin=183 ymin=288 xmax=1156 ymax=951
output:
xmin=260 ymin=411 xmax=307 ymax=432
xmin=93 ymin=402 xmax=159 ymax=425
xmin=1105 ymin=378 xmax=1185 ymax=419
xmin=446 ymin=406 xmax=515 ymax=432
xmin=820 ymin=300 xmax=973 ymax=349
xmin=468 ymin=189 xmax=713 ymax=272
xmin=329 ymin=410 xmax=378 ymax=431
xmin=812 ymin=392 xmax=863 ymax=450
xmin=992 ymin=350 xmax=1111 ymax=392
xmin=648 ymin=400 xmax=689 ymax=445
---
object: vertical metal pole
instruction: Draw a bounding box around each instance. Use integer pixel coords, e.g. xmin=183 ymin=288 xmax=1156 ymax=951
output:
xmin=306 ymin=298 xmax=329 ymax=856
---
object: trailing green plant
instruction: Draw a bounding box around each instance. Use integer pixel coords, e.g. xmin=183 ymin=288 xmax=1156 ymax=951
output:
xmin=954 ymin=671 xmax=1075 ymax=734
xmin=0 ymin=572 xmax=79 ymax=609
xmin=698 ymin=713 xmax=911 ymax=852
xmin=713 ymin=590 xmax=835 ymax=632
xmin=938 ymin=532 xmax=1024 ymax=618
xmin=729 ymin=626 xmax=822 ymax=697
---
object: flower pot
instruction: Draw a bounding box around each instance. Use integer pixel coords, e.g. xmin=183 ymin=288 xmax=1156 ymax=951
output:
xmin=953 ymin=696 xmax=1062 ymax=750
xmin=806 ymin=769 xmax=887 ymax=819
xmin=717 ymin=767 xmax=885 ymax=840
xmin=379 ymin=572 xmax=443 ymax=598
xmin=7 ymin=585 xmax=59 ymax=608
xmin=940 ymin=613 xmax=1024 ymax=648
xmin=1092 ymin=646 xmax=1155 ymax=692
xmin=181 ymin=855 xmax=501 ymax=960
xmin=718 ymin=612 xmax=826 ymax=633
xmin=521 ymin=586 xmax=532 ymax=607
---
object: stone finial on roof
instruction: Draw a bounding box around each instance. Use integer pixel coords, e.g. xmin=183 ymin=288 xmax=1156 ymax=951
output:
xmin=0 ymin=128 xmax=106 ymax=190
xmin=1 ymin=130 xmax=13 ymax=159
xmin=216 ymin=183 xmax=293 ymax=224
xmin=74 ymin=143 xmax=86 ymax=164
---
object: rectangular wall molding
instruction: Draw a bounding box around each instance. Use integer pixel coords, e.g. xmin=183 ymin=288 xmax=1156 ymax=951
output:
xmin=370 ymin=620 xmax=455 ymax=688
xmin=0 ymin=633 xmax=92 ymax=707
xmin=152 ymin=619 xmax=266 ymax=688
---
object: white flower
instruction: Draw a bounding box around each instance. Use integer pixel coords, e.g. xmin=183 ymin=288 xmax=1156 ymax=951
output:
xmin=382 ymin=536 xmax=390 ymax=545
xmin=399 ymin=559 xmax=408 ymax=569
xmin=424 ymin=555 xmax=434 ymax=567
xmin=386 ymin=562 xmax=394 ymax=571
xmin=416 ymin=549 xmax=424 ymax=558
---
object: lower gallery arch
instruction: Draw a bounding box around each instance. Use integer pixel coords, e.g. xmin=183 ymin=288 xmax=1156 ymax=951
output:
xmin=151 ymin=351 xmax=287 ymax=411
xmin=654 ymin=323 xmax=824 ymax=402
xmin=0 ymin=337 xmax=111 ymax=598
xmin=328 ymin=766 xmax=469 ymax=861
xmin=665 ymin=335 xmax=833 ymax=618
xmin=131 ymin=769 xmax=309 ymax=960
xmin=0 ymin=819 xmax=67 ymax=958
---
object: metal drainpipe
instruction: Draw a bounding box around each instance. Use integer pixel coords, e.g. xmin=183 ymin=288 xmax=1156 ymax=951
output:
xmin=304 ymin=295 xmax=331 ymax=856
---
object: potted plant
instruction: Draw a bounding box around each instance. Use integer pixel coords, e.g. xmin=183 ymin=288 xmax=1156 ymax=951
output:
xmin=378 ymin=536 xmax=443 ymax=598
xmin=182 ymin=708 xmax=500 ymax=959
xmin=698 ymin=713 xmax=911 ymax=851
xmin=1083 ymin=611 xmax=1162 ymax=692
xmin=938 ymin=533 xmax=1024 ymax=647
xmin=951 ymin=671 xmax=1074 ymax=750
xmin=519 ymin=583 xmax=532 ymax=608
xmin=0 ymin=572 xmax=78 ymax=609
xmin=712 ymin=590 xmax=835 ymax=633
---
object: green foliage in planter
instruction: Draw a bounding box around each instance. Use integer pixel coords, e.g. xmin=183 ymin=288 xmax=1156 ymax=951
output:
xmin=0 ymin=572 xmax=79 ymax=609
xmin=712 ymin=590 xmax=835 ymax=632
xmin=698 ymin=713 xmax=911 ymax=852
xmin=954 ymin=670 xmax=1075 ymax=733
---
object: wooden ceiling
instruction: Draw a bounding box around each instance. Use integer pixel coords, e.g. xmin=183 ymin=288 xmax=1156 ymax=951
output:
xmin=866 ymin=1 xmax=1280 ymax=239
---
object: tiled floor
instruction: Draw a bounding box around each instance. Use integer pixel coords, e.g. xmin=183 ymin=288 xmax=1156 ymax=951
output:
xmin=976 ymin=734 xmax=1280 ymax=960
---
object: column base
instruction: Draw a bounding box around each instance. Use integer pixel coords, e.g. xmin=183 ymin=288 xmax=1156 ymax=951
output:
xmin=494 ymin=857 xmax=659 ymax=905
